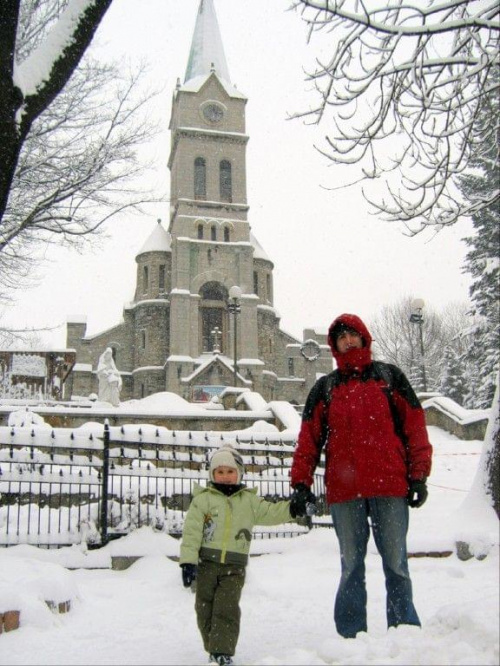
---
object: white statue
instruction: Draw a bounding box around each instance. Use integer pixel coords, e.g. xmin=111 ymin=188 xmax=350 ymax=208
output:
xmin=97 ymin=347 xmax=122 ymax=407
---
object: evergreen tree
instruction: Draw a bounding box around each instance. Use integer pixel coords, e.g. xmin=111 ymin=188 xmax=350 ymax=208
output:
xmin=408 ymin=362 xmax=425 ymax=395
xmin=439 ymin=345 xmax=467 ymax=406
xmin=459 ymin=76 xmax=500 ymax=410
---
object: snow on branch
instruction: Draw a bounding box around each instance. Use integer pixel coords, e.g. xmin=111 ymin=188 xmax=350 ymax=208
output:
xmin=292 ymin=0 xmax=500 ymax=232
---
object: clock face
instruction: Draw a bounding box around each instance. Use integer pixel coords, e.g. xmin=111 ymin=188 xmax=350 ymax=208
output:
xmin=300 ymin=339 xmax=321 ymax=362
xmin=202 ymin=103 xmax=224 ymax=123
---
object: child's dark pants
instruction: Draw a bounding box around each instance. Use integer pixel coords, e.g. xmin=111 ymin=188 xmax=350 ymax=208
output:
xmin=195 ymin=560 xmax=246 ymax=657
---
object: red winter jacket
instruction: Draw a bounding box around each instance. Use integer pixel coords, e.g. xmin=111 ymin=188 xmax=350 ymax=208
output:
xmin=291 ymin=314 xmax=432 ymax=504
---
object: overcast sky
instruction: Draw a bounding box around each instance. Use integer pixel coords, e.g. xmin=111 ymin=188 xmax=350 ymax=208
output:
xmin=4 ymin=0 xmax=474 ymax=347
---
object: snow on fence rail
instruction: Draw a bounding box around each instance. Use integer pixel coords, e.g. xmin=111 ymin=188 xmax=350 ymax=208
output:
xmin=0 ymin=422 xmax=325 ymax=548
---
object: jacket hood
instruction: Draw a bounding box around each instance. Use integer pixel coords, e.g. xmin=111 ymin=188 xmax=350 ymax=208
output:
xmin=328 ymin=313 xmax=373 ymax=373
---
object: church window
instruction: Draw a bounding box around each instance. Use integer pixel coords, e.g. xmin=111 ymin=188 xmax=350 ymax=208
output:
xmin=201 ymin=282 xmax=225 ymax=301
xmin=253 ymin=271 xmax=259 ymax=295
xmin=197 ymin=224 xmax=204 ymax=239
xmin=194 ymin=157 xmax=206 ymax=199
xmin=159 ymin=265 xmax=165 ymax=291
xmin=288 ymin=357 xmax=295 ymax=376
xmin=141 ymin=330 xmax=146 ymax=350
xmin=266 ymin=274 xmax=271 ymax=301
xmin=143 ymin=266 xmax=149 ymax=294
xmin=224 ymin=226 xmax=230 ymax=242
xmin=220 ymin=160 xmax=232 ymax=202
xmin=199 ymin=282 xmax=227 ymax=353
xmin=211 ymin=225 xmax=217 ymax=241
xmin=140 ymin=383 xmax=145 ymax=398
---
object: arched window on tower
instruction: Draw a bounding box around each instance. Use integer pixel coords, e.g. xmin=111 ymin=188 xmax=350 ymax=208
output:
xmin=194 ymin=157 xmax=206 ymax=199
xmin=199 ymin=282 xmax=227 ymax=353
xmin=143 ymin=266 xmax=149 ymax=294
xmin=266 ymin=274 xmax=271 ymax=302
xmin=197 ymin=224 xmax=204 ymax=239
xmin=220 ymin=160 xmax=232 ymax=202
xmin=224 ymin=226 xmax=230 ymax=242
xmin=211 ymin=225 xmax=217 ymax=241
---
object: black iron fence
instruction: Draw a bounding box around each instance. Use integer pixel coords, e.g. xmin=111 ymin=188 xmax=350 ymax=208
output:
xmin=0 ymin=422 xmax=327 ymax=548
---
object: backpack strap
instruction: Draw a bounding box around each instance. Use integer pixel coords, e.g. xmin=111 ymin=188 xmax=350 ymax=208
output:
xmin=373 ymin=361 xmax=408 ymax=450
xmin=315 ymin=370 xmax=342 ymax=449
xmin=323 ymin=369 xmax=341 ymax=408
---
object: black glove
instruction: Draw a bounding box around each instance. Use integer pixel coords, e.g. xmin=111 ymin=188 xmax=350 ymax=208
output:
xmin=290 ymin=483 xmax=317 ymax=518
xmin=181 ymin=563 xmax=197 ymax=588
xmin=407 ymin=479 xmax=428 ymax=508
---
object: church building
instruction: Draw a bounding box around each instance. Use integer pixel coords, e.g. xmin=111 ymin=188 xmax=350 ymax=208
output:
xmin=66 ymin=0 xmax=331 ymax=404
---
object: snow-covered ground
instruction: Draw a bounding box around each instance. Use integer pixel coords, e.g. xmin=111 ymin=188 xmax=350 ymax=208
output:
xmin=0 ymin=426 xmax=498 ymax=666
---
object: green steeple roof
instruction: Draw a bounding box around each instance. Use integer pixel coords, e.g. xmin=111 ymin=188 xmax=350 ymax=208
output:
xmin=184 ymin=0 xmax=230 ymax=85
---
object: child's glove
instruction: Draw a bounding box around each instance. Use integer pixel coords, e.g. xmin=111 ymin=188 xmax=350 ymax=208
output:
xmin=181 ymin=563 xmax=197 ymax=588
xmin=290 ymin=483 xmax=317 ymax=518
xmin=407 ymin=479 xmax=428 ymax=508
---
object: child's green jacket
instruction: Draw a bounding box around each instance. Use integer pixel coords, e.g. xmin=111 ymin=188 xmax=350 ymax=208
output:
xmin=180 ymin=483 xmax=293 ymax=567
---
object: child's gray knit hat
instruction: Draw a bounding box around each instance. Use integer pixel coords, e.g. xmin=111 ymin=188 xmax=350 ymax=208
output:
xmin=209 ymin=444 xmax=244 ymax=483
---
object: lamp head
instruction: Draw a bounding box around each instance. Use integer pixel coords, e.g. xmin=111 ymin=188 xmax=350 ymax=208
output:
xmin=229 ymin=285 xmax=242 ymax=300
xmin=411 ymin=298 xmax=425 ymax=311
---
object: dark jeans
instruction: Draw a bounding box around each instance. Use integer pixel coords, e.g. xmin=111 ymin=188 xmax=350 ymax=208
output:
xmin=195 ymin=560 xmax=246 ymax=657
xmin=330 ymin=497 xmax=420 ymax=638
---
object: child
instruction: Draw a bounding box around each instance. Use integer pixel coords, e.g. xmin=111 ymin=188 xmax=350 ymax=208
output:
xmin=179 ymin=443 xmax=311 ymax=666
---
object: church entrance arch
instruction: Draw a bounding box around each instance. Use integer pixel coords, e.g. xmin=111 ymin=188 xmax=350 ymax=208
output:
xmin=199 ymin=282 xmax=229 ymax=353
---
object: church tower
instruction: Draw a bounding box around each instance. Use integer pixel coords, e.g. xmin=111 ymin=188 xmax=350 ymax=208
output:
xmin=165 ymin=0 xmax=274 ymax=396
xmin=66 ymin=0 xmax=332 ymax=404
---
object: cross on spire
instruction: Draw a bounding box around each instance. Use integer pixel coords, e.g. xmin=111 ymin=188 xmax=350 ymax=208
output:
xmin=211 ymin=326 xmax=222 ymax=354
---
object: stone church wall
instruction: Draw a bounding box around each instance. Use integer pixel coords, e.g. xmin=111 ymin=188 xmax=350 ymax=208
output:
xmin=134 ymin=253 xmax=172 ymax=301
xmin=276 ymin=378 xmax=306 ymax=405
xmin=257 ymin=309 xmax=284 ymax=374
xmin=131 ymin=302 xmax=170 ymax=369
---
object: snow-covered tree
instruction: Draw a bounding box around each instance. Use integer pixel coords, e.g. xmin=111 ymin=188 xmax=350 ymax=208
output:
xmin=1 ymin=0 xmax=114 ymax=224
xmin=370 ymin=296 xmax=470 ymax=392
xmin=0 ymin=0 xmax=163 ymax=302
xmin=452 ymin=376 xmax=500 ymax=556
xmin=439 ymin=344 xmax=467 ymax=405
xmin=292 ymin=1 xmax=500 ymax=233
xmin=459 ymin=77 xmax=500 ymax=410
xmin=488 ymin=379 xmax=500 ymax=518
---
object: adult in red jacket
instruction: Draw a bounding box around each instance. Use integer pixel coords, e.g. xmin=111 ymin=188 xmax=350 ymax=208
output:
xmin=290 ymin=313 xmax=432 ymax=639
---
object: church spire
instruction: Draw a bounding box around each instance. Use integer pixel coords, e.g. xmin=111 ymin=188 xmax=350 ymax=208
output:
xmin=184 ymin=0 xmax=230 ymax=85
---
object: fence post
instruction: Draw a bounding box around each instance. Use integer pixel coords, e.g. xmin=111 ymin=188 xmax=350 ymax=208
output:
xmin=100 ymin=420 xmax=110 ymax=546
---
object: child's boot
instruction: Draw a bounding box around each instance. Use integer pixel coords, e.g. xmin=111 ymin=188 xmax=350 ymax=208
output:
xmin=209 ymin=655 xmax=233 ymax=666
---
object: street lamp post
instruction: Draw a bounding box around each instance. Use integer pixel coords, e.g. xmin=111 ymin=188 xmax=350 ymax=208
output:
xmin=228 ymin=286 xmax=242 ymax=387
xmin=409 ymin=298 xmax=427 ymax=392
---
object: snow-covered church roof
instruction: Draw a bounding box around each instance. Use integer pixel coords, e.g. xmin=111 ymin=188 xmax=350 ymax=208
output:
xmin=251 ymin=232 xmax=272 ymax=263
xmin=136 ymin=221 xmax=171 ymax=256
xmin=181 ymin=0 xmax=245 ymax=100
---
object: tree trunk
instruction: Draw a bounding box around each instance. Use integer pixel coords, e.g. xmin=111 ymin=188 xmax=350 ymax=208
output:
xmin=485 ymin=375 xmax=500 ymax=518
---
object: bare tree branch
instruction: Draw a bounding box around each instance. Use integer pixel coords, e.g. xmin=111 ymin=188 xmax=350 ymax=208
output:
xmin=291 ymin=0 xmax=500 ymax=232
xmin=0 ymin=1 xmax=164 ymax=299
